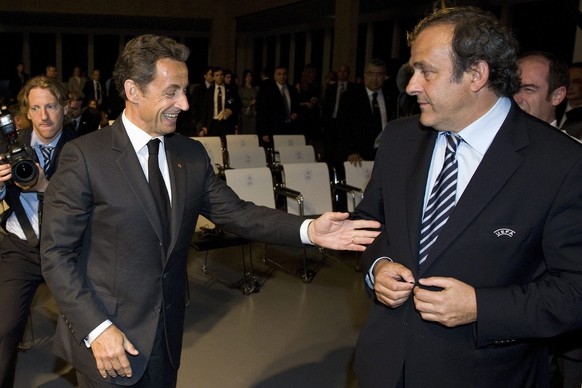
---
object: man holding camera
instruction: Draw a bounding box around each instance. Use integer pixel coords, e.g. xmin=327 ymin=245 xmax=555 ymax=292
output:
xmin=0 ymin=76 xmax=76 ymax=387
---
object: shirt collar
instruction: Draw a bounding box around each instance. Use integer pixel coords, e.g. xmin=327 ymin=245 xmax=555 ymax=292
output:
xmin=121 ymin=110 xmax=165 ymax=154
xmin=455 ymin=96 xmax=511 ymax=156
xmin=32 ymin=129 xmax=62 ymax=149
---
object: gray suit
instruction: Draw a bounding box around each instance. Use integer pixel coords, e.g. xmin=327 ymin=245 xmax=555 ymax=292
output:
xmin=41 ymin=119 xmax=304 ymax=385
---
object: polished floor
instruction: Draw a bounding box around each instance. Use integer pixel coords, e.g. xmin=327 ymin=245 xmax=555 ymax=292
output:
xmin=14 ymin=243 xmax=370 ymax=388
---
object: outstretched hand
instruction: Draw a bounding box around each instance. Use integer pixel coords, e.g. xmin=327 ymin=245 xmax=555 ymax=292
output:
xmin=308 ymin=212 xmax=381 ymax=251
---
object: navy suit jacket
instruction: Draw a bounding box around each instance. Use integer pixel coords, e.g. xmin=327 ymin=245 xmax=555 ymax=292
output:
xmin=353 ymin=102 xmax=582 ymax=387
xmin=41 ymin=119 xmax=304 ymax=385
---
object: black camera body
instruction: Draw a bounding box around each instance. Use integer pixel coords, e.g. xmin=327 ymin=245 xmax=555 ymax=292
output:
xmin=0 ymin=112 xmax=39 ymax=187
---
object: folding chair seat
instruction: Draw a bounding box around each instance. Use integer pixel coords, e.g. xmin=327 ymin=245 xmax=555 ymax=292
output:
xmin=342 ymin=160 xmax=374 ymax=211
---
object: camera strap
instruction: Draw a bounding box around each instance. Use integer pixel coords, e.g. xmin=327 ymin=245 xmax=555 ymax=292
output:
xmin=5 ymin=186 xmax=39 ymax=247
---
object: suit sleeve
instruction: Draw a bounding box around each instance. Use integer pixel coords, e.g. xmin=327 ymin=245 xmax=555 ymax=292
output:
xmin=41 ymin=141 xmax=108 ymax=343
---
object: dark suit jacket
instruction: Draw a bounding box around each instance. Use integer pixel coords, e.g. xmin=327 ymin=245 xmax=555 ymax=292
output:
xmin=40 ymin=120 xmax=305 ymax=385
xmin=67 ymin=107 xmax=101 ymax=137
xmin=352 ymin=102 xmax=582 ymax=387
xmin=321 ymin=81 xmax=355 ymax=163
xmin=200 ymin=84 xmax=241 ymax=133
xmin=336 ymin=84 xmax=393 ymax=162
xmin=256 ymin=82 xmax=299 ymax=140
xmin=82 ymin=79 xmax=107 ymax=108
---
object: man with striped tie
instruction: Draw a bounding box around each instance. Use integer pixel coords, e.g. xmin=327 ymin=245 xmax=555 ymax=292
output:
xmin=0 ymin=76 xmax=76 ymax=387
xmin=352 ymin=6 xmax=582 ymax=388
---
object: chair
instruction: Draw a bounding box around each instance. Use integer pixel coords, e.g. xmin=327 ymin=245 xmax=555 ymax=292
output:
xmin=191 ymin=214 xmax=256 ymax=294
xmin=272 ymin=134 xmax=306 ymax=149
xmin=226 ymin=146 xmax=268 ymax=169
xmin=280 ymin=162 xmax=332 ymax=216
xmin=277 ymin=145 xmax=316 ymax=165
xmin=225 ymin=134 xmax=259 ymax=150
xmin=271 ymin=134 xmax=306 ymax=164
xmin=192 ymin=136 xmax=225 ymax=174
xmin=225 ymin=167 xmax=276 ymax=208
xmin=343 ymin=161 xmax=374 ymax=211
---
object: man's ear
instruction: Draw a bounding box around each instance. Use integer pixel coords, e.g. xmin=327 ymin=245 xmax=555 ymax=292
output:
xmin=124 ymin=80 xmax=139 ymax=103
xmin=63 ymin=104 xmax=70 ymax=116
xmin=469 ymin=60 xmax=490 ymax=92
xmin=550 ymin=85 xmax=567 ymax=107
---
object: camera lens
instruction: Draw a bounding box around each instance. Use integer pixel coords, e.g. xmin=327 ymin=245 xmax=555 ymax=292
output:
xmin=12 ymin=160 xmax=39 ymax=186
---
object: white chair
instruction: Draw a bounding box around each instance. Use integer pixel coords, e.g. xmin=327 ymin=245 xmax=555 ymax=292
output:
xmin=192 ymin=136 xmax=225 ymax=174
xmin=277 ymin=145 xmax=316 ymax=164
xmin=271 ymin=135 xmax=306 ymax=164
xmin=225 ymin=167 xmax=276 ymax=208
xmin=225 ymin=134 xmax=259 ymax=150
xmin=343 ymin=161 xmax=374 ymax=211
xmin=272 ymin=134 xmax=306 ymax=149
xmin=280 ymin=162 xmax=332 ymax=216
xmin=226 ymin=146 xmax=268 ymax=169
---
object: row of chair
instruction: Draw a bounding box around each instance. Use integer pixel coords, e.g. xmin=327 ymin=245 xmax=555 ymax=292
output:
xmin=194 ymin=134 xmax=313 ymax=172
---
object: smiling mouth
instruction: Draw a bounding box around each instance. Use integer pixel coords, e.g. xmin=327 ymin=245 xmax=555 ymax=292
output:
xmin=163 ymin=113 xmax=179 ymax=120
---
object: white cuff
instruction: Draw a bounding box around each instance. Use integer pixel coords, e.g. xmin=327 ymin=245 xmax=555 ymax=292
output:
xmin=365 ymin=256 xmax=393 ymax=289
xmin=300 ymin=219 xmax=315 ymax=245
xmin=84 ymin=319 xmax=113 ymax=348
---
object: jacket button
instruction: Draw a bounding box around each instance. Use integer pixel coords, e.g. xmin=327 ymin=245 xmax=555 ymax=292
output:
xmin=154 ymin=306 xmax=161 ymax=314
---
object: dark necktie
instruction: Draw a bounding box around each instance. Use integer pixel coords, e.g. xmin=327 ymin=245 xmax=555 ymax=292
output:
xmin=147 ymin=139 xmax=171 ymax=244
xmin=217 ymin=86 xmax=223 ymax=114
xmin=419 ymin=132 xmax=461 ymax=266
xmin=372 ymin=92 xmax=382 ymax=133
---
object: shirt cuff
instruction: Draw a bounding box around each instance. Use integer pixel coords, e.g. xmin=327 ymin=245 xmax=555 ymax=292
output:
xmin=365 ymin=256 xmax=394 ymax=289
xmin=84 ymin=319 xmax=113 ymax=348
xmin=300 ymin=219 xmax=315 ymax=245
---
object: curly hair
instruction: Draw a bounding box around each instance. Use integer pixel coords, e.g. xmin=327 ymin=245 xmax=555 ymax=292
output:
xmin=407 ymin=6 xmax=521 ymax=97
xmin=18 ymin=76 xmax=69 ymax=116
xmin=113 ymin=34 xmax=190 ymax=101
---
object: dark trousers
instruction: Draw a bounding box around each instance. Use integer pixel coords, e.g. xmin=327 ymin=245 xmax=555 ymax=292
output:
xmin=0 ymin=233 xmax=43 ymax=388
xmin=76 ymin=316 xmax=177 ymax=388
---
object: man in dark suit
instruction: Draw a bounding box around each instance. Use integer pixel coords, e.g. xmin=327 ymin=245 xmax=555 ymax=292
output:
xmin=256 ymin=66 xmax=300 ymax=147
xmin=352 ymin=7 xmax=582 ymax=387
xmin=199 ymin=67 xmax=241 ymax=141
xmin=82 ymin=69 xmax=107 ymax=110
xmin=67 ymin=90 xmax=101 ymax=136
xmin=336 ymin=58 xmax=394 ymax=166
xmin=0 ymin=76 xmax=76 ymax=387
xmin=321 ymin=64 xmax=354 ymax=166
xmin=40 ymin=34 xmax=380 ymax=387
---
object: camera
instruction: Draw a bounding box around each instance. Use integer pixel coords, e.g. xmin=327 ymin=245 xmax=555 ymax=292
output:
xmin=0 ymin=111 xmax=39 ymax=187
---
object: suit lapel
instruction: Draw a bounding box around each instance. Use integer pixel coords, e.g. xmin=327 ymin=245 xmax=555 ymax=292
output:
xmin=165 ymin=137 xmax=186 ymax=256
xmin=406 ymin=128 xmax=437 ymax=271
xmin=419 ymin=107 xmax=528 ymax=274
xmin=112 ymin=124 xmax=167 ymax=252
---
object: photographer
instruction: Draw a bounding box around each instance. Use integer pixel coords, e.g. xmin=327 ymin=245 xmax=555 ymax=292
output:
xmin=0 ymin=76 xmax=76 ymax=387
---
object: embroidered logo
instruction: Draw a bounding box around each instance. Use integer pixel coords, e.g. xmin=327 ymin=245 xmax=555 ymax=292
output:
xmin=493 ymin=228 xmax=516 ymax=237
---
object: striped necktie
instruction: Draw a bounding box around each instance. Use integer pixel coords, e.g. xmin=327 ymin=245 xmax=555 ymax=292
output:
xmin=39 ymin=145 xmax=54 ymax=173
xmin=419 ymin=132 xmax=461 ymax=266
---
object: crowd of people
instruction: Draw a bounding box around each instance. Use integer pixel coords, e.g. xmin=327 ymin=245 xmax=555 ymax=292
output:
xmin=0 ymin=5 xmax=581 ymax=388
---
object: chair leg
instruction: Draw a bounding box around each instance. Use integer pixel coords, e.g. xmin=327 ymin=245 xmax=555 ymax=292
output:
xmin=263 ymin=244 xmax=318 ymax=283
xmin=202 ymin=244 xmax=259 ymax=294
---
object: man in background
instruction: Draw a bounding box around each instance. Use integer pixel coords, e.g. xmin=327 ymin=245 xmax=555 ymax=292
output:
xmin=0 ymin=76 xmax=76 ymax=387
xmin=514 ymin=51 xmax=569 ymax=127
